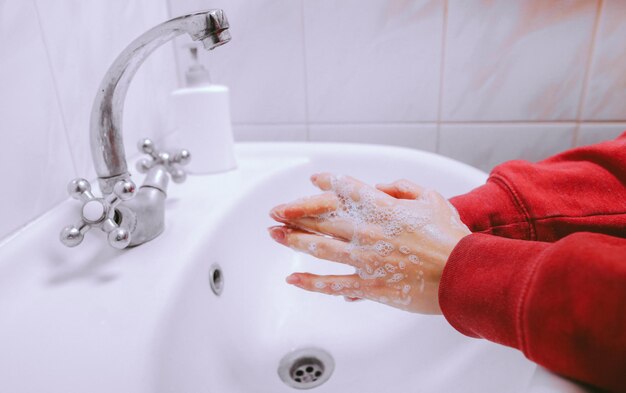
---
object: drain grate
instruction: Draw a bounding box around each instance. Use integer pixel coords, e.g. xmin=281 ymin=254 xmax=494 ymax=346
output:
xmin=278 ymin=348 xmax=334 ymax=389
xmin=291 ymin=357 xmax=324 ymax=384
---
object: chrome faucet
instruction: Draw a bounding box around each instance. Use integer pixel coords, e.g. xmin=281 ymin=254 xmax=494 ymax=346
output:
xmin=60 ymin=10 xmax=231 ymax=249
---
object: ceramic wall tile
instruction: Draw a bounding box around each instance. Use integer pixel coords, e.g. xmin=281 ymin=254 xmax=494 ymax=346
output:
xmin=442 ymin=0 xmax=598 ymax=121
xmin=0 ymin=0 xmax=76 ymax=240
xmin=577 ymin=123 xmax=626 ymax=147
xmin=168 ymin=0 xmax=308 ymax=124
xmin=582 ymin=0 xmax=626 ymax=120
xmin=34 ymin=0 xmax=179 ymax=180
xmin=439 ymin=123 xmax=576 ymax=172
xmin=232 ymin=124 xmax=307 ymax=142
xmin=303 ymin=0 xmax=444 ymax=123
xmin=309 ymin=124 xmax=437 ymax=152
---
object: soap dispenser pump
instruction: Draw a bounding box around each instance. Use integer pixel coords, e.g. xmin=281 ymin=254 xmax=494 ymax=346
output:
xmin=169 ymin=44 xmax=236 ymax=174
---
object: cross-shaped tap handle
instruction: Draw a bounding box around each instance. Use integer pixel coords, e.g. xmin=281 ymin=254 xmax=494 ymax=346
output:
xmin=60 ymin=178 xmax=136 ymax=249
xmin=135 ymin=138 xmax=191 ymax=183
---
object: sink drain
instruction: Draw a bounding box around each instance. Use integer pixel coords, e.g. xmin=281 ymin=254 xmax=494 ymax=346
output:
xmin=278 ymin=348 xmax=334 ymax=389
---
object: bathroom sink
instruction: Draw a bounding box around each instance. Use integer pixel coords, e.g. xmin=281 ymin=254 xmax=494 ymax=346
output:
xmin=0 ymin=143 xmax=586 ymax=393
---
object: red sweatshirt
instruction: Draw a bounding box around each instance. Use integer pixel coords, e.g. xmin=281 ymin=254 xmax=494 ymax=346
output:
xmin=444 ymin=132 xmax=626 ymax=392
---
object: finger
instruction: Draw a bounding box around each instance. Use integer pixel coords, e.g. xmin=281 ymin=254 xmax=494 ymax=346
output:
xmin=286 ymin=273 xmax=367 ymax=298
xmin=270 ymin=192 xmax=338 ymax=220
xmin=376 ymin=179 xmax=425 ymax=200
xmin=311 ymin=173 xmax=388 ymax=202
xmin=287 ymin=273 xmax=392 ymax=304
xmin=274 ymin=216 xmax=355 ymax=241
xmin=310 ymin=172 xmax=334 ymax=191
xmin=269 ymin=226 xmax=390 ymax=267
xmin=277 ymin=216 xmax=386 ymax=246
xmin=268 ymin=226 xmax=361 ymax=267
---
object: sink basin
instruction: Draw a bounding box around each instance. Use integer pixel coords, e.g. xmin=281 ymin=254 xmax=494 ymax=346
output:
xmin=0 ymin=143 xmax=586 ymax=393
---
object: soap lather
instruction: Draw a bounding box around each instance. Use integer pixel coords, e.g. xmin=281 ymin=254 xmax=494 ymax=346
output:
xmin=169 ymin=44 xmax=236 ymax=174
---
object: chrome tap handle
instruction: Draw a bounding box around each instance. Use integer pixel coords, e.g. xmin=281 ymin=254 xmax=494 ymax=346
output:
xmin=135 ymin=138 xmax=191 ymax=183
xmin=60 ymin=178 xmax=136 ymax=249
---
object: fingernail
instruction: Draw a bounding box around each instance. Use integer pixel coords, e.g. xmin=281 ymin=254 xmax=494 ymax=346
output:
xmin=286 ymin=274 xmax=301 ymax=285
xmin=270 ymin=205 xmax=286 ymax=219
xmin=268 ymin=227 xmax=286 ymax=243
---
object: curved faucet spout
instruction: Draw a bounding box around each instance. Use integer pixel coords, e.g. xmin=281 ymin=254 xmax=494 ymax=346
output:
xmin=90 ymin=10 xmax=230 ymax=193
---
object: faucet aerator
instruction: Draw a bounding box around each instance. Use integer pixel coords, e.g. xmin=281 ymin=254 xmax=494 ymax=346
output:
xmin=201 ymin=31 xmax=231 ymax=50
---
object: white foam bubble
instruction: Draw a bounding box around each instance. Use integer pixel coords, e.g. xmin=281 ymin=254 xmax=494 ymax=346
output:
xmin=327 ymin=175 xmax=431 ymax=249
xmin=382 ymin=221 xmax=403 ymax=238
xmin=374 ymin=267 xmax=387 ymax=277
xmin=374 ymin=241 xmax=394 ymax=256
xmin=386 ymin=273 xmax=404 ymax=283
xmin=324 ymin=175 xmax=443 ymax=308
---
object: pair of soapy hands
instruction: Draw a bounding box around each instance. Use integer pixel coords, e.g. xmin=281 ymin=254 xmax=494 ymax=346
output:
xmin=268 ymin=173 xmax=470 ymax=314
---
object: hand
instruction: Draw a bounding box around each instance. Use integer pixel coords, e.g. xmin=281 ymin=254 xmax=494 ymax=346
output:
xmin=268 ymin=174 xmax=470 ymax=314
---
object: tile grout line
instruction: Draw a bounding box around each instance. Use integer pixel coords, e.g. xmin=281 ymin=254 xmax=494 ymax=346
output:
xmin=435 ymin=0 xmax=449 ymax=153
xmin=574 ymin=0 xmax=604 ymax=148
xmin=32 ymin=0 xmax=79 ymax=177
xmin=299 ymin=0 xmax=311 ymax=142
xmin=232 ymin=120 xmax=620 ymax=127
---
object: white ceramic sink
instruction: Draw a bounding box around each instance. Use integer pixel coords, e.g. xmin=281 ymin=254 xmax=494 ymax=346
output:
xmin=0 ymin=143 xmax=587 ymax=393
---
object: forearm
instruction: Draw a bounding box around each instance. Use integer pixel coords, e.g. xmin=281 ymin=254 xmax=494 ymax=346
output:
xmin=439 ymin=232 xmax=626 ymax=392
xmin=451 ymin=131 xmax=626 ymax=242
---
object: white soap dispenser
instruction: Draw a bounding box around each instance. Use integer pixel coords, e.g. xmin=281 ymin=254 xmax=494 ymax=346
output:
xmin=169 ymin=44 xmax=236 ymax=174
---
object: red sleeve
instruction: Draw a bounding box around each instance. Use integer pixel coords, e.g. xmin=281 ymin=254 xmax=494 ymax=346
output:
xmin=450 ymin=131 xmax=626 ymax=242
xmin=439 ymin=232 xmax=626 ymax=392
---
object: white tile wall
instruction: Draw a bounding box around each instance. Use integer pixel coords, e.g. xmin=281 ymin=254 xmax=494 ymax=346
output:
xmin=303 ymin=0 xmax=444 ymax=123
xmin=2 ymin=0 xmax=625 ymax=241
xmin=439 ymin=123 xmax=576 ymax=172
xmin=582 ymin=0 xmax=626 ymax=121
xmin=166 ymin=0 xmax=624 ymax=158
xmin=168 ymin=0 xmax=308 ymax=124
xmin=0 ymin=0 xmax=178 ymax=241
xmin=35 ymin=0 xmax=178 ymax=180
xmin=577 ymin=123 xmax=626 ymax=147
xmin=442 ymin=0 xmax=597 ymax=121
xmin=309 ymin=124 xmax=437 ymax=152
xmin=0 ymin=0 xmax=76 ymax=240
xmin=233 ymin=124 xmax=307 ymax=142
